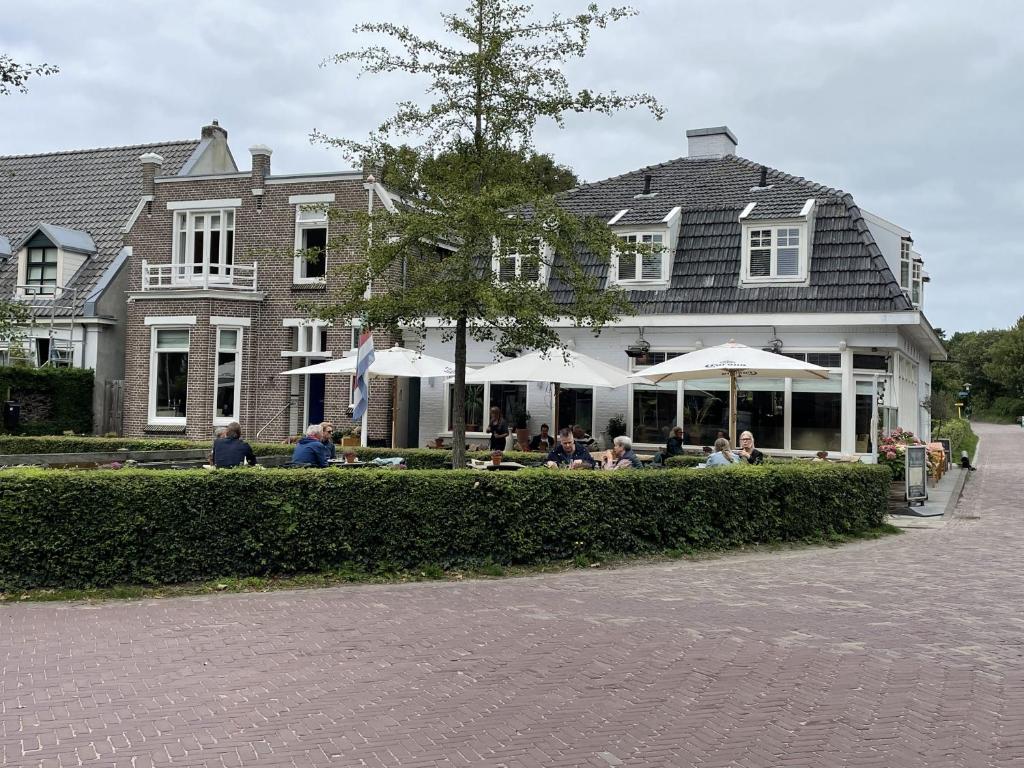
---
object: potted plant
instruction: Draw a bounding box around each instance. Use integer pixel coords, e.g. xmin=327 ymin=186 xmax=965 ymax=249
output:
xmin=464 ymin=387 xmax=484 ymax=432
xmin=607 ymin=414 xmax=628 ymax=440
xmin=340 ymin=425 xmax=361 ymax=447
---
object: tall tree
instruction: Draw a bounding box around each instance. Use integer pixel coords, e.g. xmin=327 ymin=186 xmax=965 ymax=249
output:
xmin=316 ymin=1 xmax=662 ymax=466
xmin=983 ymin=316 xmax=1024 ymax=399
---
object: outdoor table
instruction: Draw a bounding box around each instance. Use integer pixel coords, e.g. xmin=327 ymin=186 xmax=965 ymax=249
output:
xmin=469 ymin=460 xmax=526 ymax=471
xmin=328 ymin=460 xmax=368 ymax=468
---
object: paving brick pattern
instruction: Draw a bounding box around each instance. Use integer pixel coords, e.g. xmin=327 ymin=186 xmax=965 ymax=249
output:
xmin=2 ymin=423 xmax=1021 ymax=767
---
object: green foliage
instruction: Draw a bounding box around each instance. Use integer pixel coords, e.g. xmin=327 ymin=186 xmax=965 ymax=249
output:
xmin=983 ymin=316 xmax=1024 ymax=399
xmin=607 ymin=414 xmax=628 ymax=439
xmin=0 ymin=463 xmax=890 ymax=589
xmin=664 ymin=455 xmax=705 ymax=468
xmin=0 ymin=54 xmax=59 ymax=96
xmin=933 ymin=418 xmax=978 ymax=461
xmin=314 ymin=0 xmax=662 ymax=467
xmin=0 ymin=367 xmax=93 ymax=435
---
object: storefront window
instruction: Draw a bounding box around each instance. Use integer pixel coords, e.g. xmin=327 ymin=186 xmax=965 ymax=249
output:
xmin=632 ymin=383 xmax=677 ymax=445
xmin=736 ymin=378 xmax=785 ymax=449
xmin=557 ymin=386 xmax=594 ymax=434
xmin=683 ymin=379 xmax=728 ymax=446
xmin=489 ymin=383 xmax=527 ymax=426
xmin=791 ymin=376 xmax=842 ymax=452
xmin=856 ymin=381 xmax=873 ymax=453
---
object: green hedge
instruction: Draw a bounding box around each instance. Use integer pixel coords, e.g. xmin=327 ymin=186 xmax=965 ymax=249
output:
xmin=0 ymin=367 xmax=93 ymax=435
xmin=0 ymin=463 xmax=890 ymax=589
xmin=933 ymin=418 xmax=978 ymax=460
xmin=664 ymin=455 xmax=706 ymax=468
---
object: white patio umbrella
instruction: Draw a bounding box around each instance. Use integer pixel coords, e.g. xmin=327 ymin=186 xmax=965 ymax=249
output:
xmin=628 ymin=340 xmax=830 ymax=443
xmin=283 ymin=346 xmax=454 ymax=446
xmin=464 ymin=349 xmax=632 ymax=389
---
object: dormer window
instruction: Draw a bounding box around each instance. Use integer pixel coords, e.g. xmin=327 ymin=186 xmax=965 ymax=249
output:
xmin=14 ymin=223 xmax=96 ymax=297
xmin=739 ymin=199 xmax=815 ymax=286
xmin=492 ymin=239 xmax=550 ymax=285
xmin=609 ymin=229 xmax=672 ymax=289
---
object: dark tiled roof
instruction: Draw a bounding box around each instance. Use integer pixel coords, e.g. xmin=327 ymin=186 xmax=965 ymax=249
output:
xmin=548 ymin=154 xmax=911 ymax=314
xmin=0 ymin=140 xmax=199 ymax=316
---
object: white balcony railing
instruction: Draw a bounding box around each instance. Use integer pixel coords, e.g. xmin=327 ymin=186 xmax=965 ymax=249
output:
xmin=142 ymin=260 xmax=258 ymax=291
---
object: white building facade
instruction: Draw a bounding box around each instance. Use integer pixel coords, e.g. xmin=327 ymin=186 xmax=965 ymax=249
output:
xmin=410 ymin=127 xmax=946 ymax=457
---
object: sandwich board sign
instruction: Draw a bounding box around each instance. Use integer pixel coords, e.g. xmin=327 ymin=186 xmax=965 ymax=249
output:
xmin=905 ymin=445 xmax=928 ymax=505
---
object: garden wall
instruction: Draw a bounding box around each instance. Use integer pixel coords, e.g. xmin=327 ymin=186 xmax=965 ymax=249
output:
xmin=0 ymin=464 xmax=890 ymax=589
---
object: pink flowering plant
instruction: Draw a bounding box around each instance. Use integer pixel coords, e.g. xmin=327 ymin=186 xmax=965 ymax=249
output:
xmin=877 ymin=427 xmax=923 ymax=480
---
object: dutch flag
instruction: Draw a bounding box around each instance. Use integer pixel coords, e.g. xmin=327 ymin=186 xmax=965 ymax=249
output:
xmin=352 ymin=329 xmax=375 ymax=420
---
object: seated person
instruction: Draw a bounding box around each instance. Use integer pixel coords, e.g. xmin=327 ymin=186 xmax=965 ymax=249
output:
xmin=546 ymin=428 xmax=594 ymax=469
xmin=665 ymin=426 xmax=686 ymax=457
xmin=529 ymin=423 xmax=556 ymax=452
xmin=320 ymin=421 xmax=337 ymax=460
xmin=601 ymin=435 xmax=642 ymax=470
xmin=291 ymin=424 xmax=329 ymax=468
xmin=212 ymin=422 xmax=257 ymax=468
xmin=705 ymin=437 xmax=741 ymax=467
xmin=736 ymin=431 xmax=765 ymax=465
xmin=571 ymin=425 xmax=597 ymax=450
xmin=340 ymin=448 xmax=361 ymax=464
xmin=811 ymin=450 xmax=829 ymax=462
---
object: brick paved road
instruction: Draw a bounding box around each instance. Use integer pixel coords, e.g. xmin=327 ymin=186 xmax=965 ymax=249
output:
xmin=2 ymin=423 xmax=1022 ymax=768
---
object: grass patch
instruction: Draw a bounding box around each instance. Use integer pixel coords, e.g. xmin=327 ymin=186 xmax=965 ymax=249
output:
xmin=0 ymin=525 xmax=901 ymax=604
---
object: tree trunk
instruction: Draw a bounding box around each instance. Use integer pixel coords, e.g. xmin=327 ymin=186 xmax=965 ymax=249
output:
xmin=452 ymin=312 xmax=468 ymax=468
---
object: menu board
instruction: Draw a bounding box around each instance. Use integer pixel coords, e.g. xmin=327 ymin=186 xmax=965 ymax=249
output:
xmin=905 ymin=445 xmax=928 ymax=502
xmin=937 ymin=438 xmax=952 ymax=471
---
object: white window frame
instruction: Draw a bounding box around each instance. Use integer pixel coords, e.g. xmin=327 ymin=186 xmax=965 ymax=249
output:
xmin=172 ymin=208 xmax=237 ymax=284
xmin=900 ymin=238 xmax=912 ymax=292
xmin=281 ymin=318 xmax=332 ymax=358
xmin=443 ymin=378 xmax=527 ymax=436
xmin=739 ymin=221 xmax=810 ymax=284
xmin=491 ymin=239 xmax=552 ymax=286
xmin=609 ymin=228 xmax=672 ymax=289
xmin=148 ymin=326 xmax=190 ymax=426
xmin=24 ymin=245 xmax=59 ymax=295
xmin=293 ymin=204 xmax=330 ymax=284
xmin=212 ymin=326 xmax=243 ymax=426
xmin=911 ymin=259 xmax=922 ymax=307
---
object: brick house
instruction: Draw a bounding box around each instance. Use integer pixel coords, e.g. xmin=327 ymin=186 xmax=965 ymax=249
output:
xmin=122 ymin=122 xmax=397 ymax=443
xmin=0 ymin=137 xmax=201 ymax=432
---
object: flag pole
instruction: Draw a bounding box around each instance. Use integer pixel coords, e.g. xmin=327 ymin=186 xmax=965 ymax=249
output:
xmin=361 ymin=398 xmax=369 ymax=447
xmin=729 ymin=371 xmax=738 ymax=445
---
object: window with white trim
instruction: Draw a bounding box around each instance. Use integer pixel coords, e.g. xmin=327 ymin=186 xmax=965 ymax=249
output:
xmin=741 ymin=223 xmax=808 ymax=282
xmin=492 ymin=239 xmax=547 ymax=285
xmin=150 ymin=328 xmax=190 ymax=423
xmin=214 ymin=327 xmax=242 ymax=423
xmin=444 ymin=380 xmax=527 ymax=434
xmin=174 ymin=209 xmax=235 ymax=279
xmin=900 ymin=238 xmax=912 ymax=292
xmin=294 ymin=205 xmax=328 ymax=283
xmin=614 ymin=232 xmax=667 ymax=284
xmin=911 ymin=260 xmax=922 ymax=307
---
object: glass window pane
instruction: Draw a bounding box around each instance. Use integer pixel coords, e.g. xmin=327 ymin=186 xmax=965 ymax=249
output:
xmin=216 ymin=351 xmax=236 ymax=418
xmin=218 ymin=329 xmax=238 ymax=351
xmin=226 ymin=210 xmax=234 ymax=228
xmin=155 ymin=351 xmax=188 ymax=418
xmin=497 ymin=256 xmax=517 ymax=283
xmin=683 ymin=379 xmax=728 ymax=446
xmin=489 ymin=383 xmax=527 ymax=424
xmin=632 ymin=383 xmax=677 ymax=445
xmin=449 ymin=383 xmax=486 ymax=431
xmin=749 ymin=248 xmax=771 ymax=277
xmin=617 ymin=253 xmax=636 ymax=281
xmin=156 ymin=329 xmax=189 ymax=349
xmin=736 ymin=378 xmax=785 ymax=449
xmin=777 ymin=247 xmax=800 ymax=276
xmin=209 ymin=229 xmax=221 ymax=273
xmin=557 ymin=386 xmax=593 ymax=434
xmin=792 ymin=376 xmax=842 ymax=452
xmin=641 ymin=252 xmax=662 ymax=280
xmin=520 ymin=256 xmax=540 ymax=282
xmin=302 ymin=227 xmax=327 ymax=278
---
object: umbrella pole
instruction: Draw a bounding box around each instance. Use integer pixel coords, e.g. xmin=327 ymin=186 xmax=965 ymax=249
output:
xmin=729 ymin=373 xmax=738 ymax=445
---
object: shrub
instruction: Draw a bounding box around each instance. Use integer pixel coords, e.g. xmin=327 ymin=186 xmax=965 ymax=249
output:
xmin=933 ymin=418 xmax=978 ymax=461
xmin=0 ymin=367 xmax=93 ymax=435
xmin=664 ymin=455 xmax=705 ymax=468
xmin=0 ymin=463 xmax=890 ymax=589
xmin=877 ymin=427 xmax=923 ymax=480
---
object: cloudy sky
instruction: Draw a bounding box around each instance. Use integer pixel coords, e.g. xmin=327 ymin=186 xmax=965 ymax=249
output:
xmin=3 ymin=0 xmax=1022 ymax=333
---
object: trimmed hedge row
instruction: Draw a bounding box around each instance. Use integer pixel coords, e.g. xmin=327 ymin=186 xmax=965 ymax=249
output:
xmin=0 ymin=463 xmax=890 ymax=589
xmin=0 ymin=367 xmax=93 ymax=435
xmin=933 ymin=418 xmax=977 ymax=461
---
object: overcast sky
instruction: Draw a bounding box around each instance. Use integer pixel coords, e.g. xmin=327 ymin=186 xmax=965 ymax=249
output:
xmin=3 ymin=0 xmax=1022 ymax=334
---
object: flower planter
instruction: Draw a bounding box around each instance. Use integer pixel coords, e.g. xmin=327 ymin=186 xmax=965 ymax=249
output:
xmin=887 ymin=480 xmax=907 ymax=514
xmin=341 ymin=436 xmax=360 ymax=447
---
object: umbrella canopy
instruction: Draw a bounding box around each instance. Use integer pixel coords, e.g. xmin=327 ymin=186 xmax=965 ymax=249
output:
xmin=283 ymin=346 xmax=454 ymax=379
xmin=629 ymin=340 xmax=830 ymax=443
xmin=465 ymin=349 xmax=633 ymax=389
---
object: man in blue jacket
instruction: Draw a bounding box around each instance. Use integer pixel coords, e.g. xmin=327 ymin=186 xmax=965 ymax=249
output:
xmin=212 ymin=422 xmax=257 ymax=468
xmin=545 ymin=427 xmax=594 ymax=469
xmin=291 ymin=424 xmax=329 ymax=467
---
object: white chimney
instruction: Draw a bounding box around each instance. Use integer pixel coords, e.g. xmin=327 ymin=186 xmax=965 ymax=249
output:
xmin=686 ymin=126 xmax=738 ymax=158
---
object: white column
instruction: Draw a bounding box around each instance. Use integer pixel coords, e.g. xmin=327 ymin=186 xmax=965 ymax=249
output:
xmin=784 ymin=378 xmax=793 ymax=451
xmin=841 ymin=346 xmax=856 ymax=454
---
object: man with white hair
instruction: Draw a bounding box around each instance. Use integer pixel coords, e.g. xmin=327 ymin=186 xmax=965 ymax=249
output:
xmin=290 ymin=423 xmax=330 ymax=467
xmin=601 ymin=434 xmax=643 ymax=470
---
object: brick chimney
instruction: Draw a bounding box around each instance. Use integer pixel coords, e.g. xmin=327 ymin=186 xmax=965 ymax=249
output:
xmin=139 ymin=152 xmax=164 ymax=195
xmin=201 ymin=119 xmax=228 ymax=141
xmin=686 ymin=126 xmax=738 ymax=158
xmin=249 ymin=144 xmax=272 ymax=183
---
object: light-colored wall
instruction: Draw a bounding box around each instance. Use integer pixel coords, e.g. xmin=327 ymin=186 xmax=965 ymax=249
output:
xmin=409 ymin=322 xmax=922 ymax=455
xmin=861 ymin=209 xmax=908 ymax=287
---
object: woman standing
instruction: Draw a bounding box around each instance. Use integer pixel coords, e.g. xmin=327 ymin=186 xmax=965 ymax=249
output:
xmin=487 ymin=406 xmax=510 ymax=451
